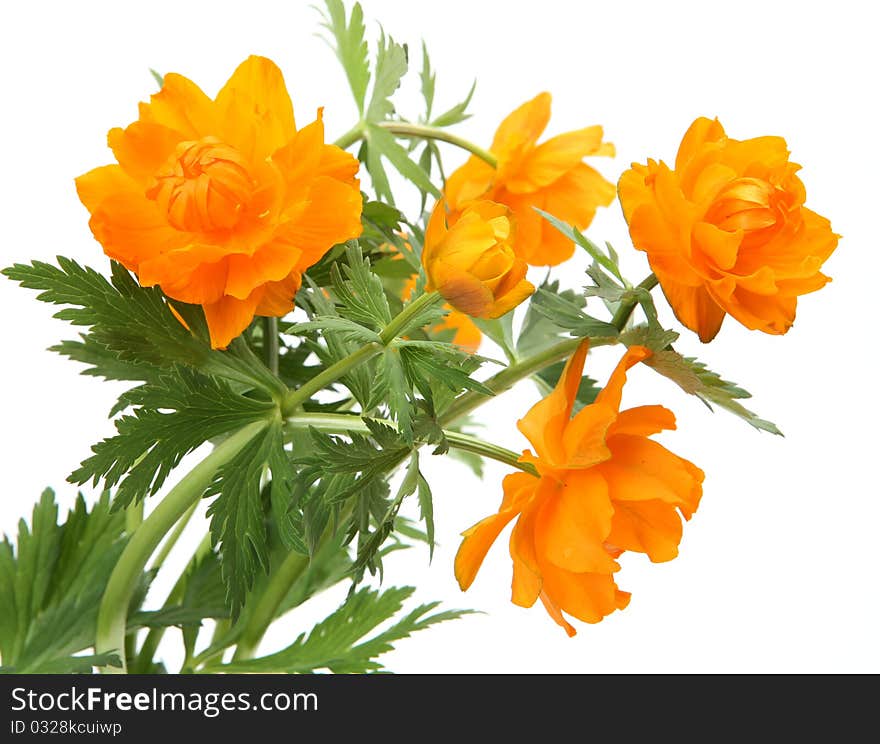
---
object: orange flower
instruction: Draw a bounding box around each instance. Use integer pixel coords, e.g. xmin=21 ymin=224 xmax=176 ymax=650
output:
xmin=401 ymin=273 xmax=482 ymax=352
xmin=455 ymin=342 xmax=704 ymax=635
xmin=444 ymin=93 xmax=615 ymax=266
xmin=76 ymin=56 xmax=363 ymax=349
xmin=618 ymin=117 xmax=839 ymax=342
xmin=422 ymin=200 xmax=534 ymax=318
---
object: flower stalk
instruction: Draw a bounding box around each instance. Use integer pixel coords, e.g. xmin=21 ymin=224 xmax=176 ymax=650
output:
xmin=335 ymin=121 xmax=498 ymax=168
xmin=95 ymin=420 xmax=267 ymax=673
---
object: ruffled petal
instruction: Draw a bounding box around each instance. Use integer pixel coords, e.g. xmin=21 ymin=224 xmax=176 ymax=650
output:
xmin=138 ymin=72 xmax=217 ymax=140
xmin=517 ymin=340 xmax=589 ymax=464
xmin=202 ymin=289 xmax=263 ymax=349
xmin=608 ymin=499 xmax=684 ymax=563
xmin=593 ymin=345 xmax=651 ymax=411
xmin=215 ymin=56 xmax=296 ymax=163
xmin=455 ymin=471 xmax=538 ymax=591
xmin=534 ymin=470 xmax=616 ymax=573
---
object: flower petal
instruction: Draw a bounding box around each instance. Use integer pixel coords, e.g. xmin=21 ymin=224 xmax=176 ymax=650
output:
xmin=202 ymin=289 xmax=263 ymax=349
xmin=534 ymin=470 xmax=617 ymax=573
xmin=454 ymin=471 xmax=537 ymax=591
xmin=608 ymin=499 xmax=684 ymax=563
xmin=215 ymin=56 xmax=296 ymax=163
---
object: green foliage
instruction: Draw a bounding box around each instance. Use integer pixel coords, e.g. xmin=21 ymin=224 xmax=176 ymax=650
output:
xmin=211 ymin=586 xmax=468 ymax=673
xmin=318 ymin=0 xmax=370 ymax=115
xmin=537 ymin=209 xmax=625 ymax=283
xmin=366 ymin=30 xmax=408 ymax=123
xmin=205 ymin=418 xmax=295 ymax=618
xmin=642 ymin=348 xmax=783 ymax=435
xmin=0 ymin=490 xmax=126 ymax=673
xmin=70 ymin=367 xmax=274 ymax=509
xmin=2 ymin=258 xmax=284 ymax=397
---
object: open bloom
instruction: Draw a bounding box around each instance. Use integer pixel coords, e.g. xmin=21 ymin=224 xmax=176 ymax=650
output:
xmin=76 ymin=56 xmax=363 ymax=348
xmin=618 ymin=117 xmax=839 ymax=342
xmin=444 ymin=93 xmax=615 ymax=266
xmin=422 ymin=200 xmax=534 ymax=318
xmin=455 ymin=342 xmax=704 ymax=635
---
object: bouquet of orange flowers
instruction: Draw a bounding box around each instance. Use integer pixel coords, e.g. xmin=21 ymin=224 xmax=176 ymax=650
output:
xmin=0 ymin=0 xmax=837 ymax=674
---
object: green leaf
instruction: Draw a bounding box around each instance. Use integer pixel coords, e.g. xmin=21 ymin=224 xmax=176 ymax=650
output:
xmin=643 ymin=348 xmax=783 ymax=435
xmin=619 ymin=324 xmax=679 ymax=352
xmin=380 ymin=346 xmax=414 ymax=443
xmin=318 ymin=0 xmax=370 ymax=114
xmin=2 ymin=258 xmax=284 ymax=397
xmin=366 ymin=123 xmax=441 ymax=198
xmin=331 ymin=243 xmax=393 ymax=330
xmin=0 ymin=490 xmax=128 ymax=672
xmin=430 ymin=80 xmax=476 ymax=128
xmin=1 ymin=652 xmax=122 ymax=675
xmin=149 ymin=69 xmax=164 ymax=88
xmin=529 ymin=287 xmax=619 ymax=338
xmin=210 ymin=586 xmax=469 ymax=673
xmin=366 ymin=30 xmax=407 ymax=122
xmin=420 ymin=41 xmax=435 ymax=120
xmin=474 ymin=313 xmax=517 ymax=362
xmin=536 ymin=209 xmax=624 ymax=282
xmin=416 ymin=469 xmax=435 ymax=560
xmin=70 ymin=367 xmax=274 ymax=509
xmin=286 ymin=317 xmax=382 ymax=345
xmin=205 ymin=417 xmax=294 ymax=618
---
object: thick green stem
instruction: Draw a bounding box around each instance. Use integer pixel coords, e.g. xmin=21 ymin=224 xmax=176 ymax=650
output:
xmin=263 ymin=317 xmax=280 ymax=377
xmin=95 ymin=421 xmax=267 ymax=673
xmin=281 ymin=342 xmax=381 ymax=417
xmin=232 ymin=551 xmax=309 ymax=661
xmin=611 ymin=273 xmax=659 ymax=331
xmin=149 ymin=499 xmax=198 ymax=572
xmin=334 ymin=122 xmax=497 ymax=168
xmin=134 ymin=532 xmax=211 ymax=674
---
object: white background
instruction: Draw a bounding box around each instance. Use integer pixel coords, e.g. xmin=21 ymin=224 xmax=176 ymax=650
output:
xmin=1 ymin=0 xmax=877 ymax=673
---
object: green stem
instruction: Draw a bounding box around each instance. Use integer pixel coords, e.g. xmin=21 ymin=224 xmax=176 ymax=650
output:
xmin=95 ymin=420 xmax=267 ymax=674
xmin=232 ymin=551 xmax=309 ymax=661
xmin=285 ymin=412 xmax=536 ymax=476
xmin=149 ymin=499 xmax=198 ymax=572
xmin=263 ymin=317 xmax=280 ymax=377
xmin=281 ymin=342 xmax=380 ymax=417
xmin=611 ymin=273 xmax=659 ymax=331
xmin=334 ymin=121 xmax=497 ymax=168
xmin=379 ymin=291 xmax=440 ymax=344
xmin=280 ymin=291 xmax=441 ymax=417
xmin=134 ymin=532 xmax=211 ymax=674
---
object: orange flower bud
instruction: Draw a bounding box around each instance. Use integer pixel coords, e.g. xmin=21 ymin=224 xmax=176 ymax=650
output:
xmin=76 ymin=56 xmax=363 ymax=349
xmin=619 ymin=117 xmax=839 ymax=342
xmin=422 ymin=200 xmax=534 ymax=318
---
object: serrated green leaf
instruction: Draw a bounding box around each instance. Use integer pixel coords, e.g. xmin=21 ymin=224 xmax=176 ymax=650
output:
xmin=416 ymin=470 xmax=435 ymax=560
xmin=318 ymin=0 xmax=370 ymax=114
xmin=420 ymin=40 xmax=435 ymax=120
xmin=619 ymin=324 xmax=679 ymax=352
xmin=0 ymin=490 xmax=128 ymax=672
xmin=381 ymin=346 xmax=414 ymax=443
xmin=430 ymin=80 xmax=476 ymax=128
xmin=209 ymin=586 xmax=469 ymax=673
xmin=645 ymin=349 xmax=782 ymax=435
xmin=70 ymin=367 xmax=273 ymax=508
xmin=331 ymin=243 xmax=393 ymax=329
xmin=366 ymin=30 xmax=407 ymax=122
xmin=530 ymin=287 xmax=619 ymax=338
xmin=2 ymin=258 xmax=283 ymax=397
xmin=536 ymin=209 xmax=624 ymax=282
xmin=205 ymin=418 xmax=294 ymax=618
xmin=1 ymin=652 xmax=122 ymax=675
xmin=285 ymin=317 xmax=382 ymax=345
xmin=366 ymin=123 xmax=441 ymax=198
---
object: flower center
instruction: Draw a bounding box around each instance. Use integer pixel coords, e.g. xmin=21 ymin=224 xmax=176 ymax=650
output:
xmin=706 ymin=177 xmax=781 ymax=237
xmin=147 ymin=137 xmax=255 ymax=232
